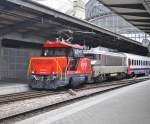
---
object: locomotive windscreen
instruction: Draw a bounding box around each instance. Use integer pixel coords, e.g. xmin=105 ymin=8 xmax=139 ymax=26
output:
xmin=42 ymin=48 xmax=73 ymax=57
xmin=84 ymin=54 xmax=97 ymax=60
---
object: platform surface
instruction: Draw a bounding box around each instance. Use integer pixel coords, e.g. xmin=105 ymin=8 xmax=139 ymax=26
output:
xmin=0 ymin=81 xmax=29 ymax=95
xmin=17 ymin=80 xmax=150 ymax=124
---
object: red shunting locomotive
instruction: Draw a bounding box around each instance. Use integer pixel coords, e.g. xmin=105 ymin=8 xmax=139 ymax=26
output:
xmin=28 ymin=41 xmax=92 ymax=89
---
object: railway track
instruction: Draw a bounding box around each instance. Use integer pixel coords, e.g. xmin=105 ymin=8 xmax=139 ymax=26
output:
xmin=0 ymin=77 xmax=149 ymax=122
xmin=0 ymin=76 xmax=148 ymax=105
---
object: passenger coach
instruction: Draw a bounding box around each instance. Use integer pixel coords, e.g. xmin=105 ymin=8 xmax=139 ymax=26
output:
xmin=124 ymin=53 xmax=150 ymax=76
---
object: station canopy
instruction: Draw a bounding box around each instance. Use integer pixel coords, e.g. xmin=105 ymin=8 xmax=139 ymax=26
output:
xmin=0 ymin=0 xmax=148 ymax=55
xmin=99 ymin=0 xmax=150 ymax=35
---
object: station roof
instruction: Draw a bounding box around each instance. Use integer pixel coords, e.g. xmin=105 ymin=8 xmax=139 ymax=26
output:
xmin=0 ymin=0 xmax=148 ymax=55
xmin=99 ymin=0 xmax=150 ymax=35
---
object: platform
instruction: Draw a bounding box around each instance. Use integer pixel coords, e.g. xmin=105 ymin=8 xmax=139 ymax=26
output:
xmin=0 ymin=81 xmax=29 ymax=95
xmin=17 ymin=80 xmax=150 ymax=124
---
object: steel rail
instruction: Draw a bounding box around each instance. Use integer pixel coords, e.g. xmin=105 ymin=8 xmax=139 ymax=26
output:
xmin=0 ymin=77 xmax=148 ymax=105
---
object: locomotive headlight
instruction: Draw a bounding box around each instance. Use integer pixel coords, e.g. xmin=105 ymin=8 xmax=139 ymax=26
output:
xmin=31 ymin=71 xmax=35 ymax=74
xmin=91 ymin=60 xmax=96 ymax=65
xmin=52 ymin=72 xmax=57 ymax=80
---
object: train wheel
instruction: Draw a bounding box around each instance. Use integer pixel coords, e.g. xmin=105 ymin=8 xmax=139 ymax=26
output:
xmin=130 ymin=72 xmax=135 ymax=78
xmin=68 ymin=78 xmax=78 ymax=89
xmin=96 ymin=74 xmax=106 ymax=83
xmin=117 ymin=73 xmax=126 ymax=80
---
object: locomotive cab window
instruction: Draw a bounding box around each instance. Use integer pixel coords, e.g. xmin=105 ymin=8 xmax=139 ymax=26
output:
xmin=73 ymin=49 xmax=84 ymax=58
xmin=41 ymin=47 xmax=73 ymax=57
xmin=84 ymin=53 xmax=97 ymax=60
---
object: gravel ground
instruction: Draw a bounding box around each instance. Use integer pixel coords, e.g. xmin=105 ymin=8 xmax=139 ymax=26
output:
xmin=0 ymin=84 xmax=123 ymax=121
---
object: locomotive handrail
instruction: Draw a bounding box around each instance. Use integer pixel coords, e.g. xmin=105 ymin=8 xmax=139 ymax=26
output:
xmin=65 ymin=58 xmax=71 ymax=83
xmin=54 ymin=58 xmax=63 ymax=80
xmin=27 ymin=59 xmax=32 ymax=75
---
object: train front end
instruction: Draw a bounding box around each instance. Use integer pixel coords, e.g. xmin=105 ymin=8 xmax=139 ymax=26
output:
xmin=28 ymin=41 xmax=92 ymax=89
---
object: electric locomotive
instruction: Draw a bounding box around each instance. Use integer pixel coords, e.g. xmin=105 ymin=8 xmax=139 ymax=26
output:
xmin=84 ymin=50 xmax=127 ymax=81
xmin=28 ymin=41 xmax=92 ymax=89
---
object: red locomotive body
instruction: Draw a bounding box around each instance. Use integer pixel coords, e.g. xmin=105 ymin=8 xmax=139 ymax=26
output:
xmin=28 ymin=41 xmax=92 ymax=89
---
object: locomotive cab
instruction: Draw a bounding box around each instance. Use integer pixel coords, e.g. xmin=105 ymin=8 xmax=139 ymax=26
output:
xmin=28 ymin=41 xmax=92 ymax=89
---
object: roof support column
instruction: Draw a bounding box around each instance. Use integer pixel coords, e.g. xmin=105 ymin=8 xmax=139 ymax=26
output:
xmin=0 ymin=38 xmax=3 ymax=80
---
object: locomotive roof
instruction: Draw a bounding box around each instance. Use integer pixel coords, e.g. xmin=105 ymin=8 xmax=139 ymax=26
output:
xmin=84 ymin=50 xmax=125 ymax=58
xmin=43 ymin=41 xmax=83 ymax=49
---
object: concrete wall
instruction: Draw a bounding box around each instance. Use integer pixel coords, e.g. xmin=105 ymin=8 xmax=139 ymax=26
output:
xmin=0 ymin=32 xmax=45 ymax=82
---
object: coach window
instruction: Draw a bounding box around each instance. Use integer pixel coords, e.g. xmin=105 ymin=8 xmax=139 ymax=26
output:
xmin=139 ymin=60 xmax=140 ymax=65
xmin=132 ymin=60 xmax=134 ymax=65
xmin=99 ymin=54 xmax=101 ymax=60
xmin=146 ymin=61 xmax=148 ymax=66
xmin=143 ymin=61 xmax=144 ymax=66
xmin=131 ymin=60 xmax=133 ymax=65
xmin=146 ymin=61 xmax=147 ymax=66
